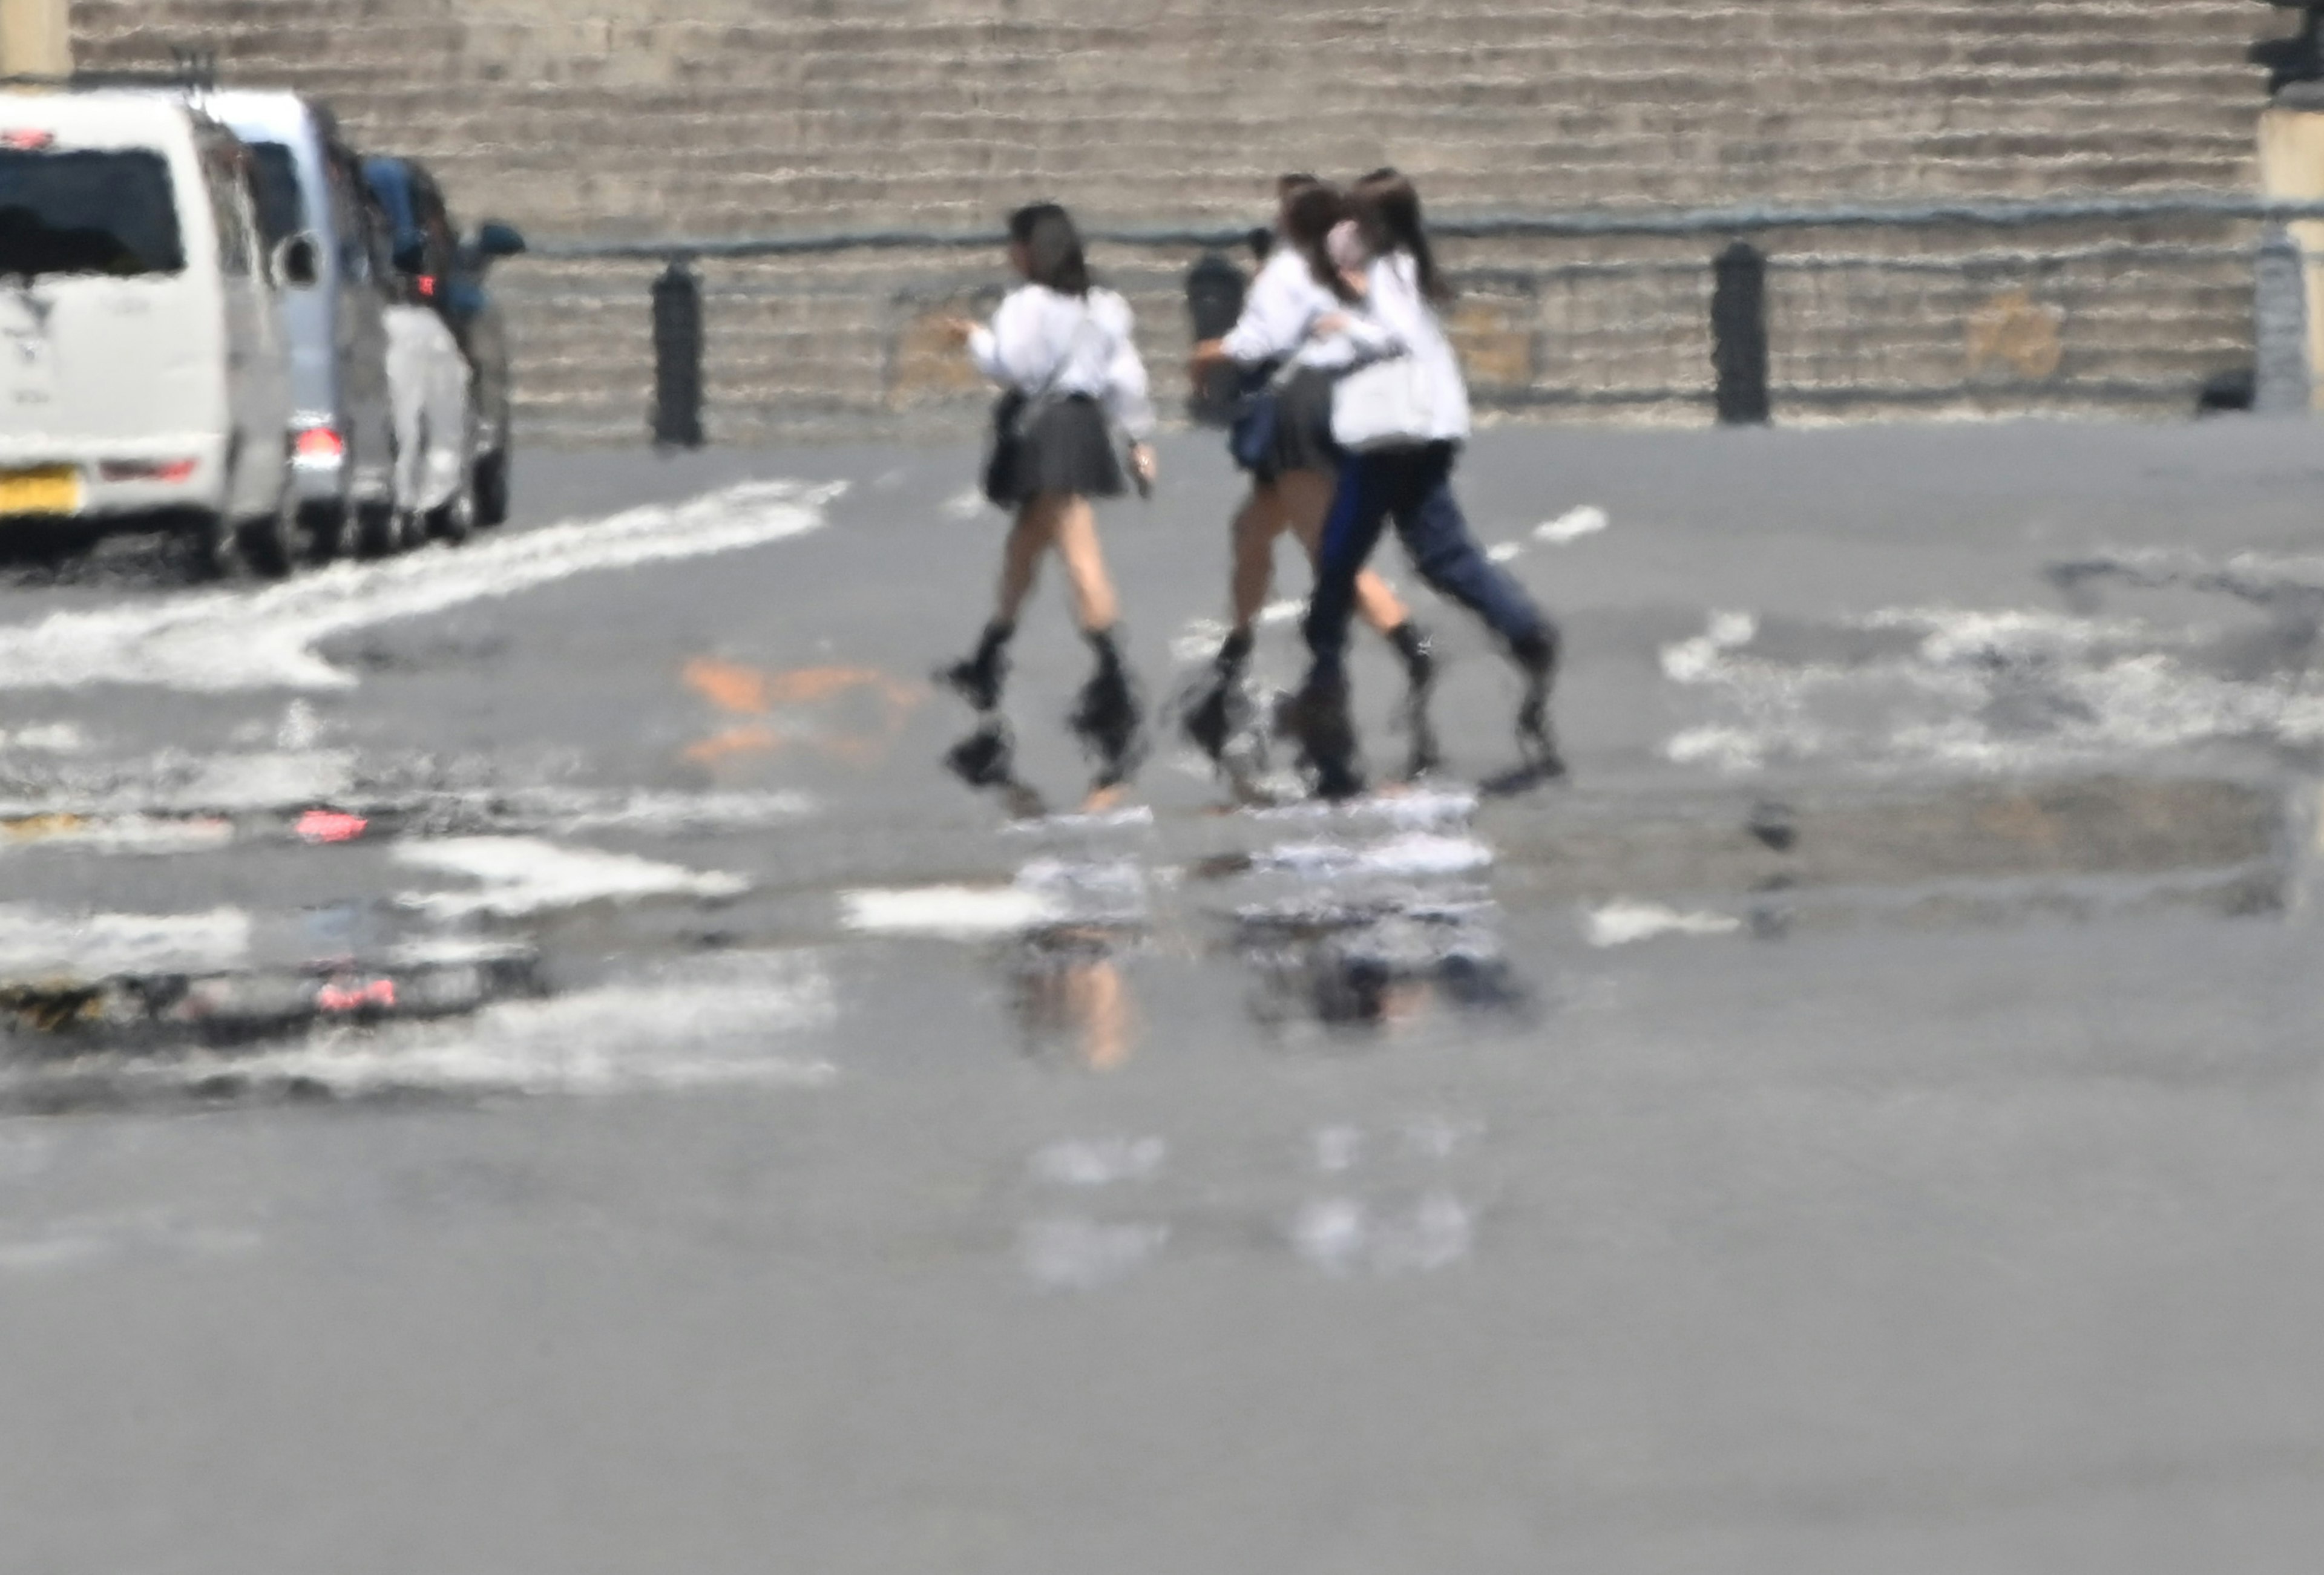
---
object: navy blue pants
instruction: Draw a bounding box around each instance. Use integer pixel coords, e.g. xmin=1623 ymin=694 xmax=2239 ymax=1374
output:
xmin=1302 ymin=442 xmax=1549 ymax=676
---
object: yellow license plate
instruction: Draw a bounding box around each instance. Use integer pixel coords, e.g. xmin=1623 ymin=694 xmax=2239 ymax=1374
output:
xmin=0 ymin=466 xmax=80 ymax=516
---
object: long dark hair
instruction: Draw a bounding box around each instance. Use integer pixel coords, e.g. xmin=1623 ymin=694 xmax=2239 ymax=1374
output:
xmin=1007 ymin=201 xmax=1090 ymax=296
xmin=1350 ymin=168 xmax=1451 ymax=305
xmin=1281 ymin=182 xmax=1359 ymax=304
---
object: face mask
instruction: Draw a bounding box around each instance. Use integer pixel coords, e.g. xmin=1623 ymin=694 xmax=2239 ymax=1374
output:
xmin=1326 ymin=220 xmax=1368 ymax=274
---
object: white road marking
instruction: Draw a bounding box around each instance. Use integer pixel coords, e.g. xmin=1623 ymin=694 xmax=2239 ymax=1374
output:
xmin=0 ymin=905 xmax=251 ymax=980
xmin=1535 ymin=504 xmax=1609 ymax=544
xmin=186 ymin=952 xmax=838 ymax=1098
xmin=841 ymin=883 xmax=1062 ymax=938
xmin=394 ymin=836 xmax=749 ymax=919
xmin=0 ymin=479 xmax=839 ymax=692
xmin=517 ymin=787 xmax=817 ymax=834
xmin=1029 ymin=1136 xmax=1167 ymax=1187
xmin=0 ymin=722 xmax=85 ymax=753
xmin=0 ymin=814 xmax=234 ymax=856
xmin=1585 ymin=901 xmax=1743 ymax=946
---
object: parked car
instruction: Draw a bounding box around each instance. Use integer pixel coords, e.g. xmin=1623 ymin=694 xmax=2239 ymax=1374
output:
xmin=205 ymin=89 xmax=395 ymax=562
xmin=0 ymin=89 xmax=295 ymax=575
xmin=360 ymin=154 xmax=524 ymax=525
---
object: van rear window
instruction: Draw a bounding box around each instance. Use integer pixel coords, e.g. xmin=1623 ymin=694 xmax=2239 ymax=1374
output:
xmin=0 ymin=148 xmax=185 ymax=278
xmin=246 ymin=142 xmax=304 ymax=247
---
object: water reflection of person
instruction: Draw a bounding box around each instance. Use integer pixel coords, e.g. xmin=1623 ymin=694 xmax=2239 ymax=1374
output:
xmin=1011 ymin=924 xmax=1134 ymax=1069
xmin=1239 ymin=903 xmax=1525 ymax=1033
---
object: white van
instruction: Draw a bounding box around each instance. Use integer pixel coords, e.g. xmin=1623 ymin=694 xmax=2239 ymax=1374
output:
xmin=0 ymin=90 xmax=297 ymax=574
xmin=206 ymin=90 xmax=395 ymax=560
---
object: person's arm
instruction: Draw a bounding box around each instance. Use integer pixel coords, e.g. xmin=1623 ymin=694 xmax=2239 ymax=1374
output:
xmin=1217 ymin=256 xmax=1309 ymax=365
xmin=941 ymin=289 xmax=1031 ymax=385
xmin=1298 ymin=294 xmax=1404 ymax=370
xmin=1100 ymin=296 xmax=1158 ymax=442
xmin=1191 ymin=257 xmax=1294 ymax=376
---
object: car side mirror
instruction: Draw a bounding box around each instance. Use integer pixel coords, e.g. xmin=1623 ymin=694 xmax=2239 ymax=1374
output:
xmin=273 ymin=232 xmax=320 ymax=289
xmin=474 ymin=220 xmax=527 ymax=261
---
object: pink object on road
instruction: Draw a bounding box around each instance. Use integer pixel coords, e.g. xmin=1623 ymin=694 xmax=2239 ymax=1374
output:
xmin=317 ymin=977 xmax=396 ymax=1013
xmin=295 ymin=809 xmax=369 ymax=843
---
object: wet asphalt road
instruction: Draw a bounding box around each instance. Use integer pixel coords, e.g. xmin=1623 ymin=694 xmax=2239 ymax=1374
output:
xmin=3 ymin=418 xmax=2324 ymax=1570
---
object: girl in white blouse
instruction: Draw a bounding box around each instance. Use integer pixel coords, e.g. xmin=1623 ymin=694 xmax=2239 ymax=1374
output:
xmin=940 ymin=203 xmax=1158 ymax=800
xmin=1184 ymin=178 xmax=1434 ymax=774
xmin=1287 ymin=171 xmax=1561 ymax=798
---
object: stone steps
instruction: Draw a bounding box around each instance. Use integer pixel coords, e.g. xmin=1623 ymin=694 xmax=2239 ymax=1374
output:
xmin=76 ymin=0 xmax=2273 ymax=442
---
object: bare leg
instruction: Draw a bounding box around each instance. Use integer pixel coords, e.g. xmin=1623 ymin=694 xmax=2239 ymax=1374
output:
xmin=943 ymin=496 xmax=1057 ymax=714
xmin=1045 ymin=492 xmax=1120 ymax=633
xmin=1229 ymin=483 xmax=1286 ymax=635
xmin=995 ymin=494 xmax=1060 ymax=626
xmin=1279 ymin=468 xmax=1407 ymax=635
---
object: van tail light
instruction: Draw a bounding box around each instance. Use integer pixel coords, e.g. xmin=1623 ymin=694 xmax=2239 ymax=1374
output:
xmin=293 ymin=425 xmax=346 ymax=463
xmin=99 ymin=458 xmax=198 ymax=483
xmin=2 ymin=130 xmax=54 ymax=151
xmin=416 ymin=275 xmax=437 ymax=300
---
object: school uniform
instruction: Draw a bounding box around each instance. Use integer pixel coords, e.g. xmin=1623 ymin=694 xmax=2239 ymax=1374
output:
xmin=1301 ymin=251 xmax=1550 ymax=677
xmin=1218 ymin=247 xmax=1345 ymax=482
xmin=970 ymin=284 xmax=1154 ymax=504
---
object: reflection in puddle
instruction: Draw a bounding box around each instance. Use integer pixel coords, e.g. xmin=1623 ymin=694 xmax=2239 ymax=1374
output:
xmin=1234 ymin=896 xmax=1527 ymax=1032
xmin=1009 ymin=924 xmax=1136 ymax=1069
xmin=1292 ymin=1190 xmax=1474 ymax=1277
xmin=1002 ymin=857 xmax=1146 ymax=1069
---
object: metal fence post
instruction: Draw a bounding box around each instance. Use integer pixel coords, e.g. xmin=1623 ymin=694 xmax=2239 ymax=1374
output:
xmin=1710 ymin=240 xmax=1771 ymax=425
xmin=2254 ymin=224 xmax=2313 ymax=415
xmin=651 ymin=257 xmax=705 ymax=448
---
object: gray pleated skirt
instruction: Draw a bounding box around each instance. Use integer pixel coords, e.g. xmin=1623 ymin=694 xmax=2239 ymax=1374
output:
xmin=995 ymin=394 xmax=1124 ymax=505
xmin=1267 ymin=366 xmax=1342 ymax=480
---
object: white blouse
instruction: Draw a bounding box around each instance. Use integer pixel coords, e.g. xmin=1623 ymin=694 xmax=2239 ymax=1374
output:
xmin=1305 ymin=250 xmax=1471 ymax=444
xmin=1219 ymin=246 xmax=1342 ymax=370
xmin=968 ymin=284 xmax=1157 ymax=439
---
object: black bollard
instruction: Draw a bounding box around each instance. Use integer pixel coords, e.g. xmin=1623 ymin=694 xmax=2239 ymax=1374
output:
xmin=651 ymin=258 xmax=705 ymax=448
xmin=1184 ymin=250 xmax=1248 ymax=427
xmin=1710 ymin=240 xmax=1771 ymax=427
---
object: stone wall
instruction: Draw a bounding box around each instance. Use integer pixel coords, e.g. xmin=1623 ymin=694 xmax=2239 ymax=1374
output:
xmin=75 ymin=1 xmax=2278 ymax=442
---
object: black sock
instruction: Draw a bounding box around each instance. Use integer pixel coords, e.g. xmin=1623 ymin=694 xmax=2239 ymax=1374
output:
xmin=977 ymin=621 xmax=1016 ymax=661
xmin=1388 ymin=621 xmax=1430 ymax=666
xmin=1085 ymin=625 xmax=1125 ymax=672
xmin=1215 ymin=627 xmax=1253 ymax=674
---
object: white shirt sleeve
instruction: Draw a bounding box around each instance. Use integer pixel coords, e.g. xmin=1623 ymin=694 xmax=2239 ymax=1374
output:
xmin=1299 ymin=260 xmax=1408 ymax=371
xmin=1096 ymin=292 xmax=1156 ymax=440
xmin=968 ymin=288 xmax=1040 ymax=387
xmin=1219 ymin=250 xmax=1324 ymax=366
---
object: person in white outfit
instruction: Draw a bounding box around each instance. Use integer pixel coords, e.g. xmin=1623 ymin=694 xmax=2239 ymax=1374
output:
xmin=1183 ymin=178 xmax=1434 ymax=771
xmin=1287 ymin=170 xmax=1562 ymax=799
xmin=940 ymin=202 xmax=1158 ymax=799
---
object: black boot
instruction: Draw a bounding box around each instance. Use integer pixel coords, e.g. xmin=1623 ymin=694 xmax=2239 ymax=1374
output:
xmin=1279 ymin=667 xmax=1364 ymax=801
xmin=1184 ymin=626 xmax=1253 ymax=762
xmin=944 ymin=716 xmax=1017 ymax=788
xmin=1509 ymin=627 xmax=1566 ymax=780
xmin=1070 ymin=627 xmax=1146 ymax=788
xmin=939 ymin=621 xmax=1013 ymax=712
xmin=1388 ymin=621 xmax=1442 ymax=779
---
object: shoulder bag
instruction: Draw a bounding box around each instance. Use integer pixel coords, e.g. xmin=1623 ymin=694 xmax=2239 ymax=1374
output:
xmin=1329 ymin=349 xmax=1436 ymax=453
